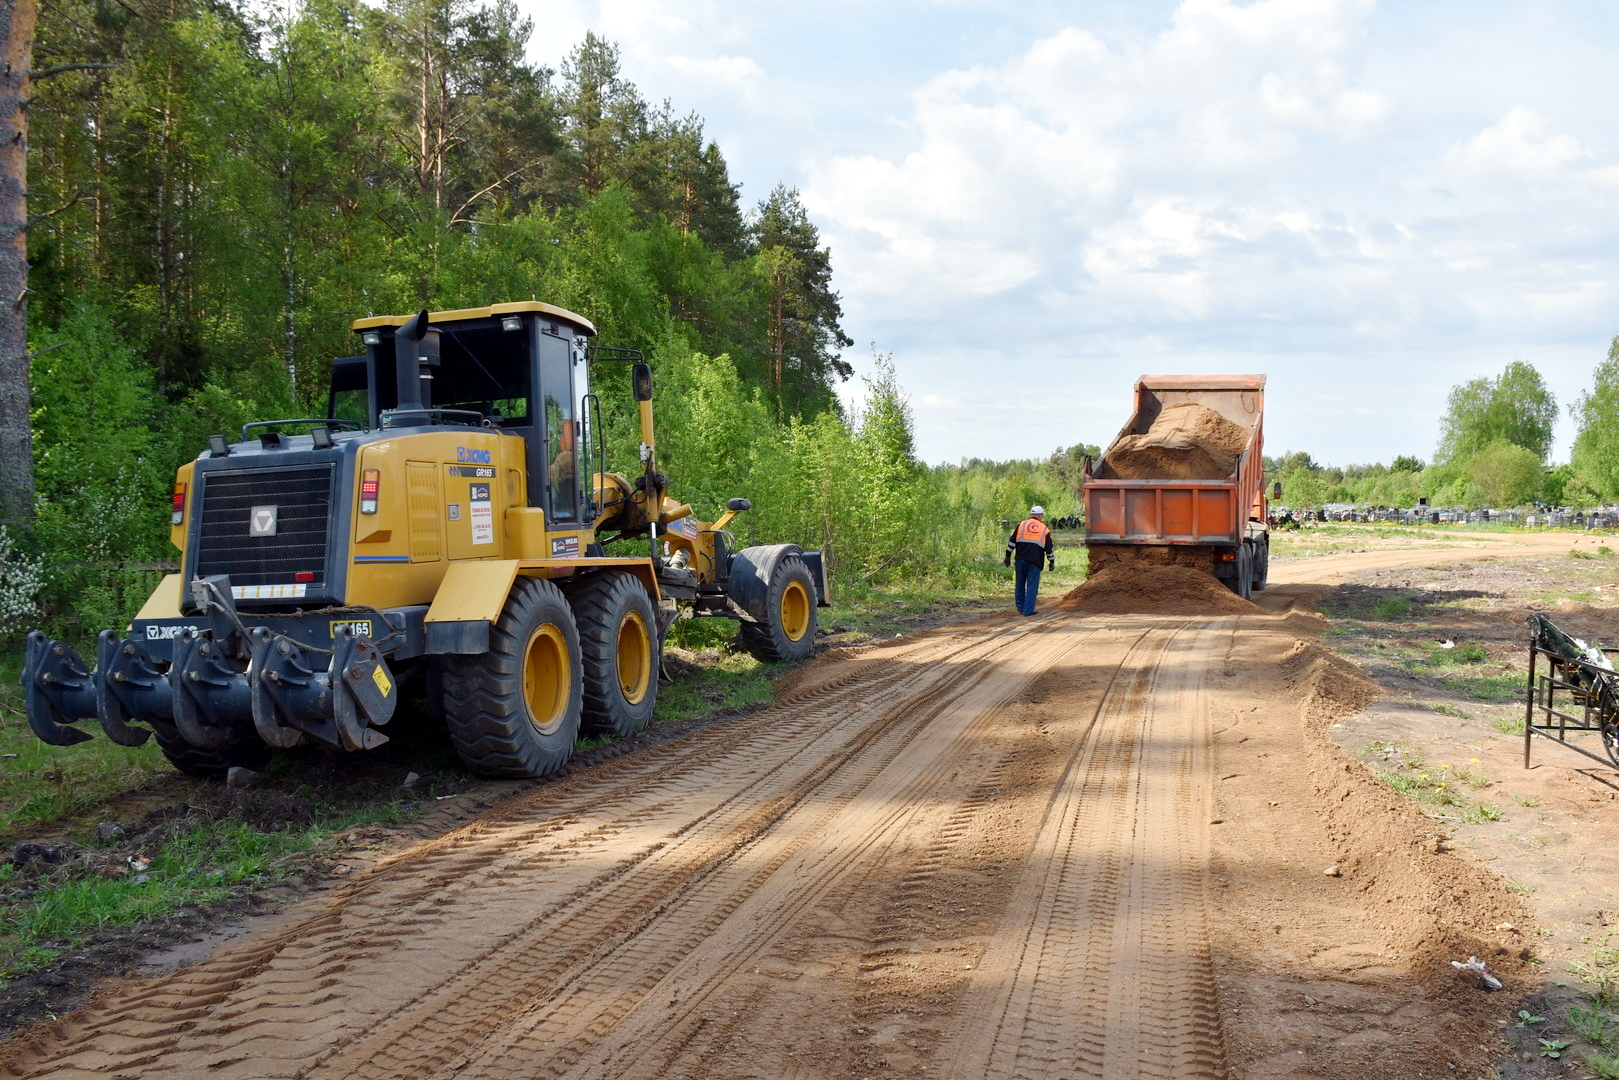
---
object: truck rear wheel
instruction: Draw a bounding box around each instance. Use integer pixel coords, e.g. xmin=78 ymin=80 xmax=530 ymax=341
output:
xmin=439 ymin=577 xmax=582 ymax=778
xmin=737 ymin=556 xmax=818 ymax=663
xmin=1252 ymin=538 xmax=1270 ymax=591
xmin=570 ymin=571 xmax=658 ymax=738
xmin=1232 ymin=545 xmax=1254 ymax=600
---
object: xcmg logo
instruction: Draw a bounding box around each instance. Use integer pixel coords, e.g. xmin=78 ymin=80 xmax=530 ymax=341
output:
xmin=145 ymin=624 xmax=201 ymax=640
xmin=456 ymin=446 xmax=492 ymax=464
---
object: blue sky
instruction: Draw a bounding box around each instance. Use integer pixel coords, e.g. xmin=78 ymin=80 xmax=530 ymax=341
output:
xmin=523 ymin=0 xmax=1619 ymax=468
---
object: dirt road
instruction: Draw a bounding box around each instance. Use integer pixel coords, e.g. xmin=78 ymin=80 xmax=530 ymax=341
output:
xmin=1 ymin=538 xmax=1568 ymax=1080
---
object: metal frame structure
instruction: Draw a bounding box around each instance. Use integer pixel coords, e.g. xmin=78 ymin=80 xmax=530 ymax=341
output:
xmin=1523 ymin=635 xmax=1619 ymax=770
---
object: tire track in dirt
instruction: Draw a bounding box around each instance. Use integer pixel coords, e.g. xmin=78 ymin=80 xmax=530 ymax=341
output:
xmin=447 ymin=621 xmax=1093 ymax=1080
xmin=938 ymin=621 xmax=1228 ymax=1080
xmin=0 ymin=618 xmax=1094 ymax=1080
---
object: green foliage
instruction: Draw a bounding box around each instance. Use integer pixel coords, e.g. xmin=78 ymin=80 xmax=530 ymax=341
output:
xmin=0 ymin=803 xmax=408 ymax=981
xmin=1465 ymin=440 xmax=1544 ymax=508
xmin=1573 ymin=336 xmax=1619 ymax=502
xmin=751 ymin=185 xmax=854 ymax=414
xmin=1436 ymin=361 xmax=1557 ymax=466
xmin=1588 ymin=1052 xmax=1619 ymax=1080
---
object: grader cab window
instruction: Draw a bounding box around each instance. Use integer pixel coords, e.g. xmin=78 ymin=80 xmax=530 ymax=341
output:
xmin=327 ymin=355 xmax=370 ymax=427
xmin=432 ymin=325 xmax=531 ymax=425
xmin=539 ymin=334 xmax=577 ymax=522
xmin=366 ymin=322 xmax=532 ymax=426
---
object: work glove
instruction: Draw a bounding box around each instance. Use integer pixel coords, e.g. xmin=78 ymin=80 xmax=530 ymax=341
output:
xmin=1047 ymin=558 xmax=1056 ymax=571
xmin=1003 ymin=553 xmax=1011 ymax=567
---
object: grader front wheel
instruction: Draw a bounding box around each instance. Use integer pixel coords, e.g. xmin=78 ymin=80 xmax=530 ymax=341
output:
xmin=738 ymin=557 xmax=818 ymax=664
xmin=152 ymin=726 xmax=271 ymax=778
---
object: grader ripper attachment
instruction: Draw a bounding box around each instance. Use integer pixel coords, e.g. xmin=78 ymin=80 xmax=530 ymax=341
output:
xmin=24 ymin=301 xmax=829 ymax=779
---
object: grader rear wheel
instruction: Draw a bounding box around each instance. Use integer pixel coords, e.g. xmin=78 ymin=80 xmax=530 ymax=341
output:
xmin=570 ymin=571 xmax=659 ymax=738
xmin=437 ymin=577 xmax=582 ymax=778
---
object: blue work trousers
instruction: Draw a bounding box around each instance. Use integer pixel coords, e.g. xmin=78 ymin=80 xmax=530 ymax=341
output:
xmin=1014 ymin=560 xmax=1043 ymax=616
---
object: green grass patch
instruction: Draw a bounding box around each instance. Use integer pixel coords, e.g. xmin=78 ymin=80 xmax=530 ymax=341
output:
xmin=0 ymin=797 xmax=412 ymax=982
xmin=1587 ymin=1052 xmax=1619 ymax=1080
xmin=1493 ymin=713 xmax=1528 ymax=736
xmin=653 ymin=648 xmax=777 ymax=722
xmin=1569 ymin=1005 xmax=1619 ymax=1051
xmin=1374 ymin=754 xmax=1507 ymax=823
xmin=1438 ymin=672 xmax=1525 ymax=703
xmin=1372 ymin=595 xmax=1413 ymax=619
xmin=0 ymin=685 xmax=180 ymax=839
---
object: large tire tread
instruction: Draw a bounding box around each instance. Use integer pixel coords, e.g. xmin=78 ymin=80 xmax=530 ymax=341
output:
xmin=570 ymin=572 xmax=659 ymax=738
xmin=437 ymin=577 xmax=582 ymax=779
xmin=153 ymin=726 xmax=270 ymax=778
xmin=738 ymin=557 xmax=818 ymax=664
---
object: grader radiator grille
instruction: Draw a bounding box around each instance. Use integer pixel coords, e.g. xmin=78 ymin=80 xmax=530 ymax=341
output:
xmin=194 ymin=464 xmax=336 ymax=595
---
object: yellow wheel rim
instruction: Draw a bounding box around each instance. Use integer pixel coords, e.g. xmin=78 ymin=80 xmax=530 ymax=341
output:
xmin=523 ymin=624 xmax=569 ymax=735
xmin=780 ymin=580 xmax=812 ymax=643
xmin=615 ymin=610 xmax=653 ymax=705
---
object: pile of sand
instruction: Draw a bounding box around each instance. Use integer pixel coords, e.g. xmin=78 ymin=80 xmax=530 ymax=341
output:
xmin=1056 ymin=562 xmax=1258 ymax=615
xmin=1280 ymin=638 xmax=1381 ymax=719
xmin=1097 ymin=402 xmax=1253 ymax=480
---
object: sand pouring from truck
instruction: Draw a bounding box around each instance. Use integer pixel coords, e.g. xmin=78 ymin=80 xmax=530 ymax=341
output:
xmin=1082 ymin=374 xmax=1276 ymax=599
xmin=23 ymin=301 xmax=829 ymax=779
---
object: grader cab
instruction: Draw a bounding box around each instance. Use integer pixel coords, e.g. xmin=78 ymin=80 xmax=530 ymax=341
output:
xmin=24 ymin=301 xmax=828 ymax=779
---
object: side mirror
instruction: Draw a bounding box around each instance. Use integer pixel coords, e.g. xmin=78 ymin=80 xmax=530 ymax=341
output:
xmin=632 ymin=363 xmax=653 ymax=402
xmin=1272 ymin=481 xmax=1283 ymax=500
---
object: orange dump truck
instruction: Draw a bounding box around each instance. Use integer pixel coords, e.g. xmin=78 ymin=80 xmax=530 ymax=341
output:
xmin=1082 ymin=374 xmax=1272 ymax=598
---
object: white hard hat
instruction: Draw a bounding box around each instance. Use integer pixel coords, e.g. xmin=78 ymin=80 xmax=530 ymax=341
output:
xmin=1030 ymin=505 xmax=1045 ymax=516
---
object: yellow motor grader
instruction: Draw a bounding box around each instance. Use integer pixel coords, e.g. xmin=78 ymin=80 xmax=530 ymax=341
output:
xmin=24 ymin=301 xmax=827 ymax=778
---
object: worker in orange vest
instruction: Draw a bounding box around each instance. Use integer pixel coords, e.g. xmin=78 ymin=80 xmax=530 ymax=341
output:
xmin=1004 ymin=505 xmax=1055 ymax=616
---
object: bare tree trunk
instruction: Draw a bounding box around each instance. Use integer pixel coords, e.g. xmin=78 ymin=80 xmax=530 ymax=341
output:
xmin=0 ymin=0 xmax=38 ymax=531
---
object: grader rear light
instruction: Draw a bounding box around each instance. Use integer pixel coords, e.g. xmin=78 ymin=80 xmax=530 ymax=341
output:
xmin=171 ymin=483 xmax=187 ymax=525
xmin=360 ymin=470 xmax=380 ymax=514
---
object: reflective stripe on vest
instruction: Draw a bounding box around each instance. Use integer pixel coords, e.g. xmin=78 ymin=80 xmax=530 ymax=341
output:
xmin=1015 ymin=519 xmax=1050 ymax=545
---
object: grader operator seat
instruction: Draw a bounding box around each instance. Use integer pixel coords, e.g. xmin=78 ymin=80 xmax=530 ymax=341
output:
xmin=348 ymin=303 xmax=594 ymax=528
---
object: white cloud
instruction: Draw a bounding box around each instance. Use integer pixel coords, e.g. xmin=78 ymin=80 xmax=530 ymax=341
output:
xmin=809 ymin=0 xmax=1396 ymax=320
xmin=1446 ymin=106 xmax=1588 ymax=179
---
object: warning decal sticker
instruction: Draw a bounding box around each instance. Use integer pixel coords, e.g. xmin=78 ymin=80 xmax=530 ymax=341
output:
xmin=470 ymin=483 xmax=494 ymax=545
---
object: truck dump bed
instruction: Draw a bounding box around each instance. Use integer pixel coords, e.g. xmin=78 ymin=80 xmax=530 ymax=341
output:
xmin=1083 ymin=375 xmax=1266 ymax=545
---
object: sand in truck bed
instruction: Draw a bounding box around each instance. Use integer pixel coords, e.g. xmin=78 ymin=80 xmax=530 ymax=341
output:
xmin=1096 ymin=402 xmax=1253 ymax=480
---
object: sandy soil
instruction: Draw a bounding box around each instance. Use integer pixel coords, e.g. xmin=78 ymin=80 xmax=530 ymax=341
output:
xmin=1097 ymin=402 xmax=1254 ymax=480
xmin=0 ymin=531 xmax=1606 ymax=1080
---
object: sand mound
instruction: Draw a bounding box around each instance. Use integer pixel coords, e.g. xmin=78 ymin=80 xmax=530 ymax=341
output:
xmin=1057 ymin=563 xmax=1258 ymax=615
xmin=1097 ymin=403 xmax=1254 ymax=480
xmin=1282 ymin=639 xmax=1381 ymax=718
